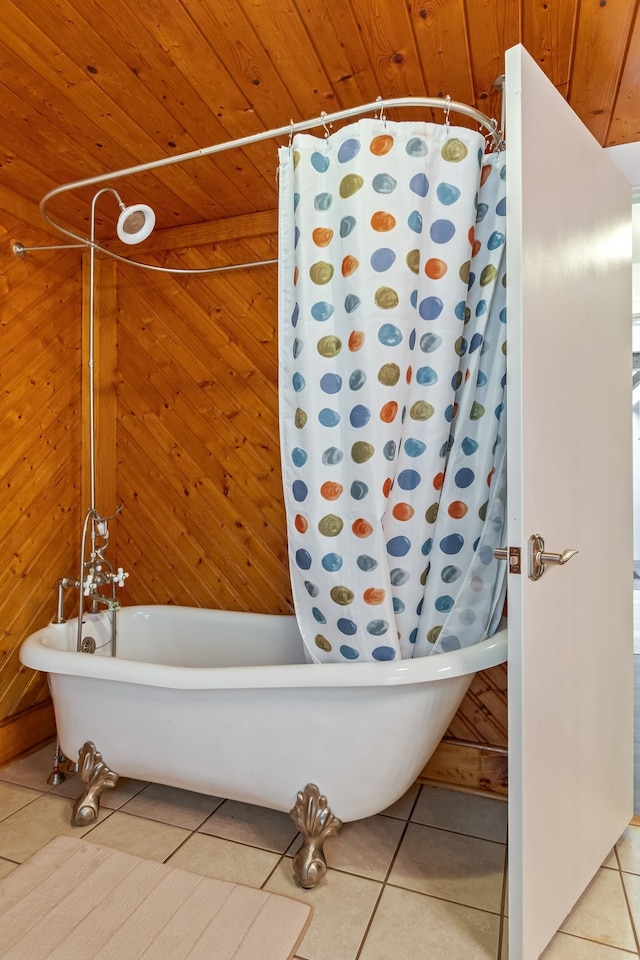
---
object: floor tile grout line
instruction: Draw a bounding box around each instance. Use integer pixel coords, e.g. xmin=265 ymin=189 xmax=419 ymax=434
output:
xmin=496 ymin=836 xmax=509 ymax=959
xmin=616 ymin=843 xmax=640 ymax=956
xmin=351 ymin=796 xmax=420 ymax=960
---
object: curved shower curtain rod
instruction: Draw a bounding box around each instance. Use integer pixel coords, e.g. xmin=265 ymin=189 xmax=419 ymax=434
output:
xmin=19 ymin=96 xmax=504 ymax=275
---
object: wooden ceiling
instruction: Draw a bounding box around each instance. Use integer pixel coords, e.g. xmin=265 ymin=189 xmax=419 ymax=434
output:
xmin=3 ymin=0 xmax=640 ymax=240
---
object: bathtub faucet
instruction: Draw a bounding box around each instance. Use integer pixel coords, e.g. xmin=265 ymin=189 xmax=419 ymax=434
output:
xmin=83 ymin=566 xmax=129 ymax=596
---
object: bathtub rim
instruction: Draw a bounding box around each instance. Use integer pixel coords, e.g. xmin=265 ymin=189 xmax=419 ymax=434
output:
xmin=20 ymin=606 xmax=507 ymax=690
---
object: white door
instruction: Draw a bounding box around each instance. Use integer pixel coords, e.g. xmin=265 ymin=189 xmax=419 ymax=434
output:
xmin=506 ymin=44 xmax=633 ymax=959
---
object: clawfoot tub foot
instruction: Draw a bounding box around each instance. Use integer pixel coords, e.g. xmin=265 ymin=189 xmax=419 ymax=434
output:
xmin=71 ymin=741 xmax=119 ymax=826
xmin=289 ymin=783 xmax=343 ymax=889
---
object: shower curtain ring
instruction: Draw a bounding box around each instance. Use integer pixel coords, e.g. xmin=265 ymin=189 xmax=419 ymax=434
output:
xmin=320 ymin=111 xmax=332 ymax=139
xmin=444 ymin=95 xmax=451 ymax=134
xmin=375 ymin=95 xmax=387 ymax=126
xmin=288 ymin=119 xmax=295 ymax=152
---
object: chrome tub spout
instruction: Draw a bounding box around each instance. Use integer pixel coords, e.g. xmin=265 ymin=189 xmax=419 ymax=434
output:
xmin=53 ymin=577 xmax=80 ymax=624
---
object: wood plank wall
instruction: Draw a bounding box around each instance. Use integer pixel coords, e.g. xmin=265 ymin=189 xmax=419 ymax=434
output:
xmin=0 ymin=201 xmax=82 ymax=764
xmin=114 ymin=214 xmax=508 ymax=796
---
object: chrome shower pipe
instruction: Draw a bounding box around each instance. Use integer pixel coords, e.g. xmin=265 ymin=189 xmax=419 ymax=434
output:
xmin=87 ymin=188 xmax=124 ymax=516
xmin=32 ymin=96 xmax=502 ymax=276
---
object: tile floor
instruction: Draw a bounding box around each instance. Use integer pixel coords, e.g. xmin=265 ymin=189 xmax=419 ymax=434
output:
xmin=0 ymin=743 xmax=639 ymax=959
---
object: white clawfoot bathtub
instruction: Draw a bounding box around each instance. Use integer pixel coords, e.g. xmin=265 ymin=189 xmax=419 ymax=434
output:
xmin=21 ymin=605 xmax=507 ymax=886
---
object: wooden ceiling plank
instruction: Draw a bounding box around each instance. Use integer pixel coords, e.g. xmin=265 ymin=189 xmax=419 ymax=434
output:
xmin=113 ymin=209 xmax=278 ymax=254
xmin=42 ymin=0 xmax=260 ymax=217
xmin=0 ymin=17 xmax=204 ymax=229
xmin=522 ymin=0 xmax=578 ymax=94
xmin=607 ymin=4 xmax=640 ymax=146
xmin=233 ymin=0 xmax=344 ymax=116
xmin=463 ymin=0 xmax=519 ymax=127
xmin=409 ymin=0 xmax=475 ymax=123
xmin=149 ymin=0 xmax=308 ymax=182
xmin=567 ymin=0 xmax=638 ymax=145
xmin=76 ymin=0 xmax=279 ymax=212
xmin=345 ymin=0 xmax=428 ymax=99
xmin=290 ymin=0 xmax=382 ymax=106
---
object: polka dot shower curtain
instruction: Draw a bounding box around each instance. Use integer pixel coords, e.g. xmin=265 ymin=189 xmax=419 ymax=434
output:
xmin=278 ymin=118 xmax=507 ymax=663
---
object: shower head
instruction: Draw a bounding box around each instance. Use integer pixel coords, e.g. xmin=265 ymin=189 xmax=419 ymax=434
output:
xmin=116 ymin=202 xmax=156 ymax=245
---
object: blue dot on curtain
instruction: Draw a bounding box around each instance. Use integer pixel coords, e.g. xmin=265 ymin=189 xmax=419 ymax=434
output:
xmin=430 ymin=219 xmax=456 ymax=243
xmin=373 ymin=173 xmax=397 ymax=194
xmin=322 ymin=553 xmax=343 ymax=571
xmin=340 ymin=645 xmax=360 ymax=660
xmin=319 ymin=408 xmax=340 ymax=427
xmin=322 ymin=446 xmax=343 ymax=465
xmin=314 ymin=192 xmax=332 ymax=211
xmin=435 ymin=595 xmax=455 ymax=612
xmin=479 ymin=545 xmax=495 ymax=564
xmin=292 ymin=372 xmax=305 ymax=392
xmin=345 ymin=294 xmax=361 ymax=313
xmin=320 ymin=373 xmax=342 ymax=394
xmin=372 ymin=645 xmax=396 ymax=661
xmin=292 ymin=480 xmax=308 ymax=502
xmin=387 ymin=536 xmax=411 ymax=557
xmin=350 ymin=480 xmax=369 ymax=499
xmin=338 ymin=139 xmax=361 ymax=163
xmin=440 ymin=534 xmax=464 ymax=555
xmin=291 ymin=447 xmax=307 ymax=467
xmin=367 ymin=620 xmax=389 ymax=636
xmin=461 ymin=437 xmax=479 ymax=456
xmin=397 ymin=469 xmax=421 ymax=490
xmin=436 ymin=182 xmax=461 ymax=205
xmin=406 ymin=137 xmax=428 ymax=157
xmin=350 ymin=404 xmax=371 ymax=428
xmin=420 ymin=332 xmax=442 ymax=352
xmin=390 ymin=568 xmax=410 ymax=585
xmin=378 ymin=323 xmax=402 ymax=346
xmin=311 ymin=152 xmax=330 ymax=172
xmin=371 ymin=248 xmax=396 ymax=272
xmin=408 ymin=210 xmax=423 ymax=233
xmin=404 ymin=438 xmax=426 ymax=457
xmin=442 ymin=564 xmax=461 ymax=582
xmin=455 ymin=468 xmax=475 ymax=488
xmin=296 ymin=549 xmax=312 ymax=569
xmin=383 ymin=440 xmax=396 ymax=460
xmin=311 ymin=301 xmax=334 ymax=322
xmin=340 ymin=215 xmax=357 ymax=238
xmin=312 ymin=606 xmax=327 ymax=622
xmin=357 ymin=554 xmax=378 ymax=571
xmin=337 ymin=618 xmax=358 ymax=635
xmin=409 ymin=173 xmax=429 ymax=197
xmin=416 ymin=366 xmax=438 ymax=385
xmin=418 ymin=297 xmax=444 ymax=321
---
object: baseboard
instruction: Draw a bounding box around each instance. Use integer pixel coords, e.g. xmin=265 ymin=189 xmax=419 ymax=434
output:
xmin=417 ymin=738 xmax=508 ymax=798
xmin=0 ymin=702 xmax=56 ymax=767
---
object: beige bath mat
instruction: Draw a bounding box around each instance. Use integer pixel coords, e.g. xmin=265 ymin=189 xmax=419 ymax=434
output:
xmin=0 ymin=835 xmax=312 ymax=959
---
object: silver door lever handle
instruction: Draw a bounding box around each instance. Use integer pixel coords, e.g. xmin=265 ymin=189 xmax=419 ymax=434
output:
xmin=529 ymin=534 xmax=578 ymax=581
